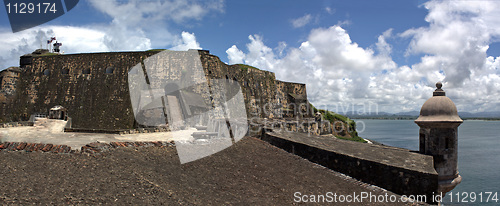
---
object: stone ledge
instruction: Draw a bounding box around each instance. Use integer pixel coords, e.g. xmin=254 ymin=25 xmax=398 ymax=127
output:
xmin=261 ymin=131 xmax=439 ymax=204
xmin=0 ymin=142 xmax=73 ymax=153
xmin=64 ymin=127 xmax=170 ymax=134
xmin=0 ymin=141 xmax=175 ymax=154
xmin=0 ymin=121 xmax=34 ymax=128
xmin=81 ymin=141 xmax=174 ymax=154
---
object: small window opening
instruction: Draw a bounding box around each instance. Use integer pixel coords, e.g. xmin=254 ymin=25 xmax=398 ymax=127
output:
xmin=105 ymin=67 xmax=114 ymax=74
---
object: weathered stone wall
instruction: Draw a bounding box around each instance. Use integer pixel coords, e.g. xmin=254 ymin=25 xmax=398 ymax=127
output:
xmin=6 ymin=51 xmax=159 ymax=129
xmin=0 ymin=67 xmax=21 ymax=104
xmin=2 ymin=50 xmax=311 ymax=129
xmin=0 ymin=68 xmax=22 ymax=122
xmin=276 ymin=80 xmax=310 ymax=118
xmin=259 ymin=118 xmax=353 ymax=137
xmin=199 ymin=51 xmax=282 ymax=119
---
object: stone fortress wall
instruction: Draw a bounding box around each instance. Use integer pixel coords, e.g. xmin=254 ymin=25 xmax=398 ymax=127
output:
xmin=0 ymin=49 xmax=460 ymax=204
xmin=0 ymin=67 xmax=21 ymax=104
xmin=0 ymin=50 xmax=311 ymax=130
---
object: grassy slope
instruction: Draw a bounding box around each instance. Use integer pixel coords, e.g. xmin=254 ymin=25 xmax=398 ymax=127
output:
xmin=310 ymin=103 xmax=366 ymax=143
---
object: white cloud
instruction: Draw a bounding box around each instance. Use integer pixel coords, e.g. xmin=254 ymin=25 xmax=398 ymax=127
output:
xmin=226 ymin=25 xmax=399 ymax=112
xmin=325 ymin=7 xmax=335 ymax=15
xmin=275 ymin=41 xmax=287 ymax=57
xmin=376 ymin=29 xmax=393 ymax=56
xmin=0 ymin=26 xmax=110 ymax=69
xmin=88 ymin=0 xmax=224 ymax=26
xmin=170 ymin=31 xmax=202 ymax=51
xmin=88 ymin=0 xmax=223 ymax=50
xmin=0 ymin=24 xmax=153 ymax=69
xmin=226 ymin=0 xmax=500 ymax=113
xmin=227 ymin=35 xmax=278 ymax=71
xmin=0 ymin=0 xmax=221 ymax=69
xmin=400 ymin=0 xmax=500 ymax=112
xmin=291 ymin=14 xmax=313 ymax=28
xmin=226 ymin=45 xmax=245 ymax=64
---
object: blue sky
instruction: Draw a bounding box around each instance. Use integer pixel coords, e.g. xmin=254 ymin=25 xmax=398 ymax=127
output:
xmin=1 ymin=0 xmax=500 ymax=113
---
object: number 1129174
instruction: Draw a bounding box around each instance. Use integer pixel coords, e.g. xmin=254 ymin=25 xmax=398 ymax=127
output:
xmin=448 ymin=192 xmax=498 ymax=203
xmin=6 ymin=3 xmax=57 ymax=14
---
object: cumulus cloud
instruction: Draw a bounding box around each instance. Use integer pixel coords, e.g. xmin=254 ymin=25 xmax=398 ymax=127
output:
xmin=400 ymin=0 xmax=500 ymax=112
xmin=226 ymin=0 xmax=500 ymax=113
xmin=226 ymin=45 xmax=245 ymax=64
xmin=170 ymin=31 xmax=202 ymax=51
xmin=89 ymin=0 xmax=223 ymax=50
xmin=376 ymin=29 xmax=393 ymax=56
xmin=226 ymin=26 xmax=399 ymax=112
xmin=0 ymin=26 xmax=109 ymax=69
xmin=0 ymin=0 xmax=221 ymax=69
xmin=291 ymin=14 xmax=313 ymax=28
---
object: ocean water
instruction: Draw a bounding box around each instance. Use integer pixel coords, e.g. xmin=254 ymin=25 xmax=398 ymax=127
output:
xmin=355 ymin=119 xmax=500 ymax=206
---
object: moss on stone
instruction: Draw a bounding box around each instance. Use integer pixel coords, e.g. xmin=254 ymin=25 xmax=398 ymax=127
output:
xmin=145 ymin=49 xmax=167 ymax=53
xmin=38 ymin=53 xmax=60 ymax=57
xmin=335 ymin=135 xmax=367 ymax=143
xmin=310 ymin=103 xmax=364 ymax=142
xmin=237 ymin=64 xmax=260 ymax=71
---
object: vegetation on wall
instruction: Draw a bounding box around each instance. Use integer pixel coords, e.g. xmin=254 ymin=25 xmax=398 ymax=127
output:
xmin=237 ymin=64 xmax=260 ymax=72
xmin=39 ymin=53 xmax=60 ymax=57
xmin=310 ymin=103 xmax=366 ymax=143
xmin=145 ymin=49 xmax=167 ymax=53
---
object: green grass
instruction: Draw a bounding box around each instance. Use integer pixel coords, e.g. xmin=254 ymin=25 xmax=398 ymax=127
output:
xmin=335 ymin=135 xmax=367 ymax=143
xmin=310 ymin=103 xmax=365 ymax=143
xmin=237 ymin=64 xmax=261 ymax=71
xmin=39 ymin=52 xmax=60 ymax=56
xmin=146 ymin=49 xmax=167 ymax=52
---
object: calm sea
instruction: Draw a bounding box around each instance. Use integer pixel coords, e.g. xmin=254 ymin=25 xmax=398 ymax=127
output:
xmin=355 ymin=119 xmax=500 ymax=206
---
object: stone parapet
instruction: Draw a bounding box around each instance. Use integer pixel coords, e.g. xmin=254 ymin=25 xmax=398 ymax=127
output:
xmin=0 ymin=141 xmax=175 ymax=154
xmin=260 ymin=131 xmax=439 ymax=204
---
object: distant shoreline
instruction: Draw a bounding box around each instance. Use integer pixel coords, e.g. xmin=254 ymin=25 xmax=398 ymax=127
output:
xmin=351 ymin=117 xmax=500 ymax=121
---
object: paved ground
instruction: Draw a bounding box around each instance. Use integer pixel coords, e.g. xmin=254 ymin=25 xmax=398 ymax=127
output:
xmin=0 ymin=137 xmax=422 ymax=205
xmin=0 ymin=118 xmax=194 ymax=149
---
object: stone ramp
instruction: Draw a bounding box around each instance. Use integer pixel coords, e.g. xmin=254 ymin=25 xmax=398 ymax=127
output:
xmin=166 ymin=95 xmax=184 ymax=129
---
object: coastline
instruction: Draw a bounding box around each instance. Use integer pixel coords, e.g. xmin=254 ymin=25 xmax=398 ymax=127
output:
xmin=351 ymin=117 xmax=500 ymax=121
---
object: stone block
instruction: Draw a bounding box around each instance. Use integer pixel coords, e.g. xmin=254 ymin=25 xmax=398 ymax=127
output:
xmin=50 ymin=145 xmax=62 ymax=153
xmin=42 ymin=144 xmax=53 ymax=152
xmin=24 ymin=143 xmax=34 ymax=152
xmin=16 ymin=143 xmax=27 ymax=150
xmin=0 ymin=142 xmax=11 ymax=149
xmin=34 ymin=144 xmax=45 ymax=151
xmin=7 ymin=142 xmax=19 ymax=150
